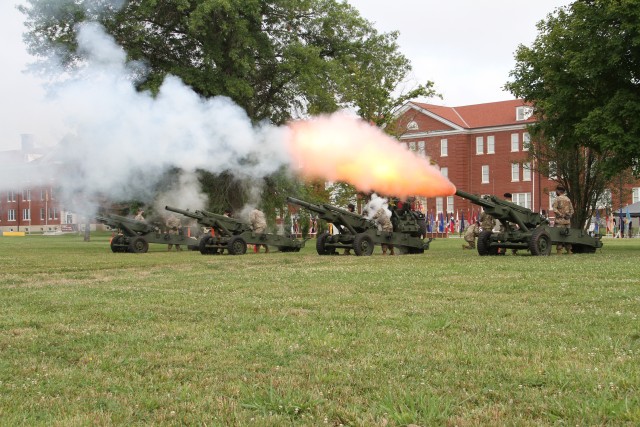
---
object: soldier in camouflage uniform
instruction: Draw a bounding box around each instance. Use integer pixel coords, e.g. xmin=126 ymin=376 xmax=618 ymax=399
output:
xmin=165 ymin=214 xmax=183 ymax=251
xmin=552 ymin=185 xmax=574 ymax=254
xmin=373 ymin=207 xmax=395 ymax=255
xmin=462 ymin=221 xmax=481 ymax=249
xmin=479 ymin=209 xmax=495 ymax=232
xmin=134 ymin=209 xmax=145 ymax=221
xmin=250 ymin=209 xmax=269 ymax=253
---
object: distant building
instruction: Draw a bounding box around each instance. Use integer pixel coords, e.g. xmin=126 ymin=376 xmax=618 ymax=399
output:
xmin=394 ymin=99 xmax=639 ymax=222
xmin=0 ymin=135 xmax=70 ymax=233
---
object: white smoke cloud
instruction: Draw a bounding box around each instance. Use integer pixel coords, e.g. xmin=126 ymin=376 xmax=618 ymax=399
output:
xmin=2 ymin=21 xmax=293 ymax=214
xmin=363 ymin=194 xmax=390 ymax=219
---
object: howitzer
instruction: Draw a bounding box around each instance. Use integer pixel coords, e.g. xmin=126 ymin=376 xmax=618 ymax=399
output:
xmin=96 ymin=213 xmax=198 ymax=254
xmin=165 ymin=206 xmax=305 ymax=255
xmin=286 ymin=197 xmax=431 ymax=256
xmin=455 ymin=189 xmax=603 ymax=255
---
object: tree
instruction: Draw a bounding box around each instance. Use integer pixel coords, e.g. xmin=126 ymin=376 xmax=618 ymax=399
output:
xmin=506 ymin=0 xmax=640 ymax=227
xmin=20 ymin=0 xmax=433 ymax=215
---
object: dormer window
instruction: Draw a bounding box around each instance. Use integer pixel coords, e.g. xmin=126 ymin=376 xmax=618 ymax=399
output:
xmin=516 ymin=106 xmax=534 ymax=121
xmin=406 ymin=120 xmax=419 ymax=130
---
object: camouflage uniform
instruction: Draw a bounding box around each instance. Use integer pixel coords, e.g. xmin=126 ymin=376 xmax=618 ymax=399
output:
xmin=479 ymin=211 xmax=495 ymax=232
xmin=373 ymin=207 xmax=394 ymax=255
xmin=250 ymin=209 xmax=269 ymax=253
xmin=166 ymin=214 xmax=182 ymax=251
xmin=463 ymin=222 xmax=481 ymax=249
xmin=134 ymin=210 xmax=145 ymax=221
xmin=552 ymin=189 xmax=574 ymax=254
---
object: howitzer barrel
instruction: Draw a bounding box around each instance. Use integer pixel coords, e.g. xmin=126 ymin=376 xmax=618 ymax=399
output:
xmin=455 ymin=190 xmax=494 ymax=209
xmin=165 ymin=205 xmax=203 ymax=220
xmin=286 ymin=197 xmax=328 ymax=214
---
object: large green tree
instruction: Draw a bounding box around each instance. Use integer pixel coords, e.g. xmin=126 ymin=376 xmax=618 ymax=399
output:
xmin=506 ymin=0 xmax=640 ymax=227
xmin=21 ymin=0 xmax=433 ymax=216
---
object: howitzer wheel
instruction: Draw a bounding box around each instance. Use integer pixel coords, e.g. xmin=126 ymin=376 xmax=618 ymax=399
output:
xmin=199 ymin=235 xmax=218 ymax=255
xmin=227 ymin=236 xmax=247 ymax=255
xmin=316 ymin=232 xmax=337 ymax=255
xmin=477 ymin=230 xmax=498 ymax=256
xmin=353 ymin=233 xmax=374 ymax=256
xmin=128 ymin=236 xmax=149 ymax=254
xmin=529 ymin=228 xmax=552 ymax=256
xmin=110 ymin=235 xmax=125 ymax=252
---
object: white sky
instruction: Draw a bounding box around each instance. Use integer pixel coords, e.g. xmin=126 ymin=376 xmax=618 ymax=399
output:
xmin=0 ymin=0 xmax=573 ymax=150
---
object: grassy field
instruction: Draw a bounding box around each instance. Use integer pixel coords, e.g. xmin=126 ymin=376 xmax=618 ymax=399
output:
xmin=0 ymin=233 xmax=638 ymax=426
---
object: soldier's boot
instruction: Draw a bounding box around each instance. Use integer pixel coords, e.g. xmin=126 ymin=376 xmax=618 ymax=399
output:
xmin=390 ymin=247 xmax=395 ymax=256
xmin=556 ymin=246 xmax=563 ymax=255
xmin=264 ymin=246 xmax=270 ymax=253
xmin=566 ymin=245 xmax=572 ymax=255
xmin=382 ymin=247 xmax=388 ymax=255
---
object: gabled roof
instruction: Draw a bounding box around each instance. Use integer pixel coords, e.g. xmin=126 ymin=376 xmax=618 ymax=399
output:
xmin=410 ymin=99 xmax=534 ymax=129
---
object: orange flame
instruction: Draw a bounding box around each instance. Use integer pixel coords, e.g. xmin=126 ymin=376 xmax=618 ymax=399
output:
xmin=287 ymin=113 xmax=456 ymax=198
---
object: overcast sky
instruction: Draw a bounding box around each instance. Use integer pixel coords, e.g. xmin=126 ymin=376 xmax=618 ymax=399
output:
xmin=0 ymin=0 xmax=572 ymax=151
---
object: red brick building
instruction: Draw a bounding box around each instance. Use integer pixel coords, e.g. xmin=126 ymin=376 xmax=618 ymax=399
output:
xmin=396 ymin=99 xmax=557 ymax=219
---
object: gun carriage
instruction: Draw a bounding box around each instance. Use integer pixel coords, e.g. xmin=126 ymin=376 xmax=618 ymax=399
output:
xmin=96 ymin=213 xmax=198 ymax=253
xmin=455 ymin=189 xmax=602 ymax=255
xmin=165 ymin=206 xmax=305 ymax=255
xmin=286 ymin=197 xmax=431 ymax=256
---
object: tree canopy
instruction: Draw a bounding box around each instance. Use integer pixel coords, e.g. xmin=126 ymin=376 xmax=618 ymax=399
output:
xmin=506 ymin=0 xmax=640 ymax=178
xmin=20 ymin=0 xmax=433 ymax=126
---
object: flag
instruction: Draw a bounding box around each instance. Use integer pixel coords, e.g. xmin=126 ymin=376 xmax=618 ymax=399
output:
xmin=438 ymin=212 xmax=444 ymax=233
xmin=460 ymin=212 xmax=465 ymax=233
xmin=594 ymin=210 xmax=600 ymax=234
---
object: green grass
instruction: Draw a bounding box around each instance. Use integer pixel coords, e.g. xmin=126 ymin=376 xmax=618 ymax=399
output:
xmin=0 ymin=233 xmax=639 ymax=426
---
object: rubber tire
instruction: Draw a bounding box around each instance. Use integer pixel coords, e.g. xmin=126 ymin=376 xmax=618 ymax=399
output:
xmin=199 ymin=235 xmax=216 ymax=255
xmin=227 ymin=236 xmax=247 ymax=255
xmin=128 ymin=236 xmax=149 ymax=254
xmin=110 ymin=235 xmax=124 ymax=253
xmin=529 ymin=228 xmax=552 ymax=256
xmin=477 ymin=230 xmax=498 ymax=256
xmin=316 ymin=232 xmax=336 ymax=255
xmin=353 ymin=233 xmax=374 ymax=256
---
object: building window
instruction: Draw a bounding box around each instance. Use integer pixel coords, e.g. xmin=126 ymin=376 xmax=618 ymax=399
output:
xmin=549 ymin=191 xmax=557 ymax=211
xmin=476 ymin=136 xmax=483 ymax=155
xmin=40 ymin=208 xmax=46 ymax=221
xmin=407 ymin=120 xmax=418 ymax=130
xmin=523 ymin=162 xmax=532 ymax=181
xmin=22 ymin=189 xmax=31 ymax=201
xmin=41 ymin=189 xmax=47 ymax=201
xmin=8 ymin=209 xmax=16 ymax=221
xmin=511 ymin=133 xmax=519 ymax=152
xmin=7 ymin=191 xmax=15 ymax=202
xmin=513 ymin=193 xmax=532 ymax=209
xmin=440 ymin=139 xmax=448 ymax=157
xmin=418 ymin=141 xmax=426 ymax=157
xmin=409 ymin=141 xmax=417 ymax=151
xmin=447 ymin=196 xmax=454 ymax=213
xmin=523 ymin=132 xmax=531 ymax=151
xmin=633 ymin=187 xmax=640 ymax=204
xmin=48 ymin=208 xmax=58 ymax=220
xmin=481 ymin=165 xmax=490 ymax=183
xmin=548 ymin=161 xmax=557 ymax=180
xmin=440 ymin=167 xmax=448 ymax=178
xmin=23 ymin=208 xmax=30 ymax=221
xmin=487 ymin=136 xmax=495 ymax=154
xmin=511 ymin=163 xmax=519 ymax=181
xmin=516 ymin=106 xmax=533 ymax=121
xmin=436 ymin=197 xmax=444 ymax=213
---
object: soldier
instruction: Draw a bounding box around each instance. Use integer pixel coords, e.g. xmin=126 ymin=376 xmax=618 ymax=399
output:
xmin=165 ymin=214 xmax=183 ymax=251
xmin=552 ymin=185 xmax=574 ymax=254
xmin=249 ymin=208 xmax=269 ymax=253
xmin=462 ymin=221 xmax=481 ymax=250
xmin=479 ymin=208 xmax=495 ymax=232
xmin=343 ymin=203 xmax=356 ymax=255
xmin=134 ymin=209 xmax=145 ymax=221
xmin=373 ymin=207 xmax=394 ymax=255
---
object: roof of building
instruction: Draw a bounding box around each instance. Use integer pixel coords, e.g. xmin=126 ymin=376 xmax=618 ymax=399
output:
xmin=410 ymin=99 xmax=535 ymax=129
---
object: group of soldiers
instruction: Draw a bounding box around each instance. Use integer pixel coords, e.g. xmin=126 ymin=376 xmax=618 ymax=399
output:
xmin=461 ymin=185 xmax=575 ymax=254
xmin=134 ymin=208 xmax=184 ymax=251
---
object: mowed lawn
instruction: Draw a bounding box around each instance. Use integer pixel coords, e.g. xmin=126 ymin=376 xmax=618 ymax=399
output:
xmin=0 ymin=233 xmax=638 ymax=426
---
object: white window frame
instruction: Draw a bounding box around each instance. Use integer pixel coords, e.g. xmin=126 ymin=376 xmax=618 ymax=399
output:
xmin=409 ymin=141 xmax=417 ymax=151
xmin=476 ymin=136 xmax=483 ymax=155
xmin=447 ymin=196 xmax=454 ymax=213
xmin=548 ymin=161 xmax=557 ymax=180
xmin=40 ymin=208 xmax=46 ymax=221
xmin=41 ymin=189 xmax=46 ymax=201
xmin=407 ymin=120 xmax=418 ymax=130
xmin=523 ymin=132 xmax=531 ymax=151
xmin=549 ymin=191 xmax=557 ymax=211
xmin=436 ymin=197 xmax=444 ymax=214
xmin=418 ymin=141 xmax=425 ymax=157
xmin=440 ymin=167 xmax=448 ymax=179
xmin=8 ymin=209 xmax=16 ymax=221
xmin=487 ymin=135 xmax=495 ymax=154
xmin=7 ymin=191 xmax=15 ymax=202
xmin=632 ymin=188 xmax=640 ymax=204
xmin=481 ymin=165 xmax=490 ymax=184
xmin=23 ymin=208 xmax=30 ymax=221
xmin=440 ymin=139 xmax=448 ymax=157
xmin=513 ymin=193 xmax=532 ymax=209
xmin=522 ymin=162 xmax=532 ymax=181
xmin=511 ymin=163 xmax=519 ymax=182
xmin=22 ymin=189 xmax=31 ymax=201
xmin=511 ymin=133 xmax=519 ymax=152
